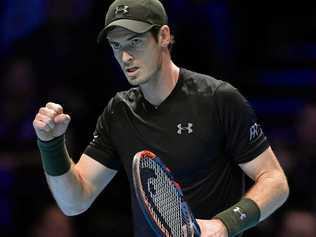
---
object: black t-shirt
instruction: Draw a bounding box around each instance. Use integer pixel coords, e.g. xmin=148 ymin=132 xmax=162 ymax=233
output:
xmin=84 ymin=68 xmax=269 ymax=236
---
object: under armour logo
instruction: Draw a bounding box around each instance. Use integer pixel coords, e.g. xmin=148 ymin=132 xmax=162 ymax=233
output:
xmin=115 ymin=5 xmax=129 ymax=16
xmin=177 ymin=123 xmax=193 ymax=135
xmin=233 ymin=207 xmax=247 ymax=220
xmin=92 ymin=134 xmax=99 ymax=142
xmin=249 ymin=123 xmax=262 ymax=141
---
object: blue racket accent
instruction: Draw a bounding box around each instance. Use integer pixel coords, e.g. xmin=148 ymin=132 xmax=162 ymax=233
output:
xmin=132 ymin=150 xmax=201 ymax=237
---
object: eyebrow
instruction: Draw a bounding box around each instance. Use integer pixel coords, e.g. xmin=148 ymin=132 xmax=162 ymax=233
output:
xmin=107 ymin=34 xmax=144 ymax=44
xmin=126 ymin=35 xmax=141 ymax=41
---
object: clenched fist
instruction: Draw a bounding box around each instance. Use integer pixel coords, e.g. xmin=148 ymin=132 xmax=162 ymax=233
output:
xmin=33 ymin=102 xmax=71 ymax=141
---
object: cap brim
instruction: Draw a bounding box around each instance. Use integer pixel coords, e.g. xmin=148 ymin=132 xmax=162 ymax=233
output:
xmin=97 ymin=19 xmax=154 ymax=44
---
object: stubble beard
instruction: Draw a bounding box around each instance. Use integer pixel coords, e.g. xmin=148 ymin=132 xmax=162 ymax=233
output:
xmin=124 ymin=50 xmax=163 ymax=86
xmin=126 ymin=62 xmax=162 ymax=87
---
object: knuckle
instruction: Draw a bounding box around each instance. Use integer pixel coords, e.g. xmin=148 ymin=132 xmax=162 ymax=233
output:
xmin=35 ymin=113 xmax=42 ymax=120
xmin=37 ymin=112 xmax=45 ymax=120
xmin=39 ymin=107 xmax=45 ymax=113
xmin=46 ymin=102 xmax=63 ymax=114
xmin=51 ymin=110 xmax=58 ymax=117
xmin=56 ymin=105 xmax=63 ymax=113
xmin=45 ymin=102 xmax=53 ymax=107
xmin=40 ymin=107 xmax=57 ymax=117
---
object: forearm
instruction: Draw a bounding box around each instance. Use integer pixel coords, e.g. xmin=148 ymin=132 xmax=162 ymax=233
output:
xmin=244 ymin=170 xmax=289 ymax=221
xmin=34 ymin=103 xmax=99 ymax=215
xmin=212 ymin=148 xmax=290 ymax=237
xmin=37 ymin=136 xmax=94 ymax=215
xmin=45 ymin=163 xmax=94 ymax=216
xmin=209 ymin=172 xmax=289 ymax=237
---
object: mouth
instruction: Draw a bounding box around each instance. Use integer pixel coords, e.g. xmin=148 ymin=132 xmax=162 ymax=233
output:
xmin=126 ymin=67 xmax=139 ymax=77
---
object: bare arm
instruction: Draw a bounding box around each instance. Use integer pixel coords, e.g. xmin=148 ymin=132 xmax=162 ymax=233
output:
xmin=46 ymin=154 xmax=117 ymax=216
xmin=198 ymin=147 xmax=289 ymax=236
xmin=33 ymin=102 xmax=117 ymax=216
xmin=239 ymin=146 xmax=289 ymax=221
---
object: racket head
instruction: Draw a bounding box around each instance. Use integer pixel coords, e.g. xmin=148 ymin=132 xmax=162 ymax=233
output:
xmin=132 ymin=150 xmax=201 ymax=237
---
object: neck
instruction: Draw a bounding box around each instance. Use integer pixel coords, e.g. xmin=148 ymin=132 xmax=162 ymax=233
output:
xmin=140 ymin=59 xmax=180 ymax=106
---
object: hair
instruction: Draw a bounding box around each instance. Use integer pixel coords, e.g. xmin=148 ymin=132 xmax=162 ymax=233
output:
xmin=149 ymin=25 xmax=175 ymax=52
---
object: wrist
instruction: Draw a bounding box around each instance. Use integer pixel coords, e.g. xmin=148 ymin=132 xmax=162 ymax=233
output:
xmin=38 ymin=134 xmax=64 ymax=144
xmin=37 ymin=135 xmax=71 ymax=176
xmin=214 ymin=198 xmax=260 ymax=237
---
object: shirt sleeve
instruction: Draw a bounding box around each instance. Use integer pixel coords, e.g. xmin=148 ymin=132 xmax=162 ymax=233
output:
xmin=214 ymin=82 xmax=270 ymax=164
xmin=83 ymin=99 xmax=121 ymax=170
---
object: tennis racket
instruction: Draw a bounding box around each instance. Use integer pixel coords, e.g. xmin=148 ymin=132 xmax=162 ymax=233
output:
xmin=132 ymin=150 xmax=201 ymax=237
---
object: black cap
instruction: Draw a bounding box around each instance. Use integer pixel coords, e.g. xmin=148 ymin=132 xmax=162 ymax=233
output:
xmin=97 ymin=0 xmax=168 ymax=43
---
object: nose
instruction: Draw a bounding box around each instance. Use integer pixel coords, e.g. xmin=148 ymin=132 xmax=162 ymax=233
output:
xmin=121 ymin=50 xmax=133 ymax=63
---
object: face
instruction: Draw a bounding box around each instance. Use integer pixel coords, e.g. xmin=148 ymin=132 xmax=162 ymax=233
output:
xmin=107 ymin=27 xmax=162 ymax=86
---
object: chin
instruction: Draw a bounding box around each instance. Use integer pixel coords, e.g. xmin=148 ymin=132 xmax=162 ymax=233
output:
xmin=127 ymin=75 xmax=150 ymax=86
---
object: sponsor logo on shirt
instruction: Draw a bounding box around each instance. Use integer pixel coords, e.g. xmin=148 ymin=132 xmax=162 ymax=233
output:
xmin=249 ymin=123 xmax=262 ymax=142
xmin=92 ymin=134 xmax=99 ymax=142
xmin=177 ymin=123 xmax=193 ymax=135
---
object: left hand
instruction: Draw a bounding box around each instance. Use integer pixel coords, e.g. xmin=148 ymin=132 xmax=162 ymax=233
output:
xmin=196 ymin=219 xmax=228 ymax=237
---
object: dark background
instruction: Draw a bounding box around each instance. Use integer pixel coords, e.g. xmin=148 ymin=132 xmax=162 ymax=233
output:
xmin=1 ymin=0 xmax=316 ymax=236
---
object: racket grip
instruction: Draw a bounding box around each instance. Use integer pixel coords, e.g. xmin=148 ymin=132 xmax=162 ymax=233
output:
xmin=193 ymin=218 xmax=201 ymax=237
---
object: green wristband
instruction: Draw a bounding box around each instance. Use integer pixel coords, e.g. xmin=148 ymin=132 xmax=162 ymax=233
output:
xmin=37 ymin=135 xmax=71 ymax=176
xmin=214 ymin=198 xmax=261 ymax=237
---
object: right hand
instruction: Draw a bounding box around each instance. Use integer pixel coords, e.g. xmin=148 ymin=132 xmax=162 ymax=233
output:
xmin=33 ymin=102 xmax=71 ymax=141
xmin=197 ymin=219 xmax=228 ymax=237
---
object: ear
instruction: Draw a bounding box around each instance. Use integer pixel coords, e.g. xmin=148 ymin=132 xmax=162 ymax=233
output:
xmin=158 ymin=25 xmax=171 ymax=48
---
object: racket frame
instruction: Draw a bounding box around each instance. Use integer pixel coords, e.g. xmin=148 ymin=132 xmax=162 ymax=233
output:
xmin=132 ymin=150 xmax=200 ymax=237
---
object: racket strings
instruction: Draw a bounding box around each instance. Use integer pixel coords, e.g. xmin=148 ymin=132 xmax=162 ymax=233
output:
xmin=140 ymin=158 xmax=187 ymax=237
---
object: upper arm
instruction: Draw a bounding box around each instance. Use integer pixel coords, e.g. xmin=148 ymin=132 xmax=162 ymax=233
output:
xmin=74 ymin=153 xmax=118 ymax=198
xmin=239 ymin=147 xmax=286 ymax=182
xmin=215 ymin=83 xmax=269 ymax=163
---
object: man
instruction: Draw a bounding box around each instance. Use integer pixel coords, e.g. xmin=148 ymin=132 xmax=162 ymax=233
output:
xmin=33 ymin=0 xmax=289 ymax=236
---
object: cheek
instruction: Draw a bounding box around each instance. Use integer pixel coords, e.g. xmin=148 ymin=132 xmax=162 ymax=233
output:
xmin=143 ymin=49 xmax=160 ymax=68
xmin=114 ymin=52 xmax=122 ymax=64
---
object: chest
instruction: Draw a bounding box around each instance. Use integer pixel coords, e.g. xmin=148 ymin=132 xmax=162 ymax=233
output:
xmin=110 ymin=97 xmax=225 ymax=187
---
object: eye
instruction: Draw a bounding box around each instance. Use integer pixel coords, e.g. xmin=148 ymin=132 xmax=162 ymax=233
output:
xmin=130 ymin=38 xmax=143 ymax=48
xmin=110 ymin=42 xmax=121 ymax=50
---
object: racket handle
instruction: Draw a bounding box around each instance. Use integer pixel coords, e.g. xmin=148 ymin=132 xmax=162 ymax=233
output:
xmin=193 ymin=218 xmax=201 ymax=237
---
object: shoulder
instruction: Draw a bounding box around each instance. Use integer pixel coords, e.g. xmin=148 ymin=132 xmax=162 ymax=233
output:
xmin=180 ymin=68 xmax=227 ymax=96
xmin=96 ymin=87 xmax=142 ymax=124
xmin=213 ymin=81 xmax=247 ymax=106
xmin=182 ymin=68 xmax=244 ymax=101
xmin=180 ymin=68 xmax=248 ymax=109
xmin=108 ymin=87 xmax=143 ymax=112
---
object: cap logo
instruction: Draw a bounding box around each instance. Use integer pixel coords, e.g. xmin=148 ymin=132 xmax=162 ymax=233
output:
xmin=115 ymin=5 xmax=129 ymax=16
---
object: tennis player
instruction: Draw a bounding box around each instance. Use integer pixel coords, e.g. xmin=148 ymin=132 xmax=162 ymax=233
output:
xmin=33 ymin=0 xmax=289 ymax=236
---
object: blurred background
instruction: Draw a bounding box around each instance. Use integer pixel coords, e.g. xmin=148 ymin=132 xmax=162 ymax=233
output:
xmin=1 ymin=0 xmax=316 ymax=236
